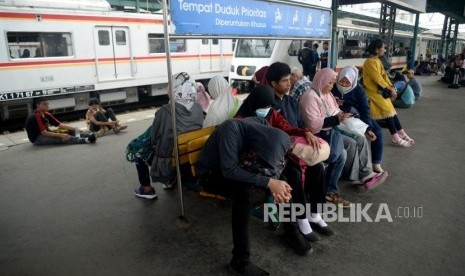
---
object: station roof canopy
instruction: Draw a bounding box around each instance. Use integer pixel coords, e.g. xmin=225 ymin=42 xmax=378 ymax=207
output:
xmin=338 ymin=0 xmax=465 ymax=23
xmin=426 ymin=0 xmax=465 ymax=24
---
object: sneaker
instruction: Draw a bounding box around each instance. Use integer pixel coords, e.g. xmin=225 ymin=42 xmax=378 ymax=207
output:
xmin=283 ymin=222 xmax=312 ymax=255
xmin=325 ymin=193 xmax=352 ymax=208
xmin=309 ymin=222 xmax=335 ymax=236
xmin=229 ymin=259 xmax=269 ymax=276
xmin=134 ymin=186 xmax=157 ymax=199
xmin=163 ymin=177 xmax=176 ymax=189
xmin=363 ymin=171 xmax=388 ymax=190
xmin=86 ymin=133 xmax=97 ymax=143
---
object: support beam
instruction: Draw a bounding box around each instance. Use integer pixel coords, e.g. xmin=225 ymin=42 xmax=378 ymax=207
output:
xmin=410 ymin=13 xmax=420 ymax=70
xmin=330 ymin=0 xmax=339 ymax=70
xmin=439 ymin=15 xmax=448 ymax=59
xmin=450 ymin=20 xmax=459 ymax=56
xmin=378 ymin=3 xmax=396 ymax=63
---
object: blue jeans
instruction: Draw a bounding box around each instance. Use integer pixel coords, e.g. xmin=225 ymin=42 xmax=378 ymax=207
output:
xmin=370 ymin=120 xmax=384 ymax=165
xmin=325 ymin=149 xmax=346 ymax=194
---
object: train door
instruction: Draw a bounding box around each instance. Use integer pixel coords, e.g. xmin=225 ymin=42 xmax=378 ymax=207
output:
xmin=94 ymin=26 xmax=133 ymax=81
xmin=199 ymin=39 xmax=222 ymax=73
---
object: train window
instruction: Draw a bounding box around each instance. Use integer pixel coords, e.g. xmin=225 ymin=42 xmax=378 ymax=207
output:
xmin=345 ymin=40 xmax=359 ymax=47
xmin=7 ymin=32 xmax=73 ymax=58
xmin=115 ymin=31 xmax=126 ymax=45
xmin=170 ymin=39 xmax=186 ymax=52
xmin=235 ymin=39 xmax=276 ymax=58
xmin=148 ymin=34 xmax=186 ymax=53
xmin=202 ymin=39 xmax=209 ymax=45
xmin=148 ymin=34 xmax=165 ymax=53
xmin=212 ymin=39 xmax=219 ymax=45
xmin=288 ymin=40 xmax=303 ymax=56
xmin=98 ymin=31 xmax=110 ymax=46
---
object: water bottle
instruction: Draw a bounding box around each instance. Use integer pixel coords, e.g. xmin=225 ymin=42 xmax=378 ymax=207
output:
xmin=75 ymin=128 xmax=81 ymax=138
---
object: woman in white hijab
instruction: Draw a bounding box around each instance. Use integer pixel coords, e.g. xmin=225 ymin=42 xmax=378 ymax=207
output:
xmin=133 ymin=72 xmax=204 ymax=199
xmin=203 ymin=76 xmax=242 ymax=128
xmin=332 ymin=66 xmax=388 ymax=189
xmin=332 ymin=65 xmax=386 ymax=174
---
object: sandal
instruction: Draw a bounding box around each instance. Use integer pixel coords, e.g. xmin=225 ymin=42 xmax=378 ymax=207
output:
xmin=401 ymin=134 xmax=415 ymax=144
xmin=392 ymin=138 xmax=412 ymax=148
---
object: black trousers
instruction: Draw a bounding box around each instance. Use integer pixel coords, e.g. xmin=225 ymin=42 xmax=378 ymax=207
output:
xmin=229 ymin=179 xmax=252 ymax=263
xmin=282 ymin=161 xmax=326 ymax=215
xmin=89 ymin=108 xmax=117 ymax=132
xmin=376 ymin=115 xmax=403 ymax=135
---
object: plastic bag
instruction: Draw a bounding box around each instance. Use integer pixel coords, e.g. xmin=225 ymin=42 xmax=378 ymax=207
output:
xmin=341 ymin=117 xmax=368 ymax=136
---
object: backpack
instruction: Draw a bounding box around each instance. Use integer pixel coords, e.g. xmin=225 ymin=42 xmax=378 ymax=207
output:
xmin=298 ymin=48 xmax=313 ymax=66
xmin=125 ymin=126 xmax=153 ymax=163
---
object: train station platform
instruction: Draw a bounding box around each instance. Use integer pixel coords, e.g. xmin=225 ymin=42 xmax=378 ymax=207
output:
xmin=1 ymin=76 xmax=464 ymax=275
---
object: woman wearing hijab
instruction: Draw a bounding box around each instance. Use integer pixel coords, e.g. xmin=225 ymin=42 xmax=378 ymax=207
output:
xmin=203 ymin=75 xmax=242 ymax=128
xmin=328 ymin=66 xmax=388 ymax=188
xmin=196 ymin=118 xmax=293 ymax=275
xmin=299 ymin=68 xmax=350 ymax=207
xmin=362 ymin=39 xmax=414 ymax=147
xmin=332 ymin=65 xmax=386 ymax=173
xmin=195 ymin=82 xmax=211 ymax=114
xmin=134 ymin=72 xmax=204 ymax=199
xmin=235 ymin=86 xmax=333 ymax=252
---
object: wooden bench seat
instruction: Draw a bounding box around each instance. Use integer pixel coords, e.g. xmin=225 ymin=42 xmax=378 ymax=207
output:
xmin=173 ymin=126 xmax=225 ymax=199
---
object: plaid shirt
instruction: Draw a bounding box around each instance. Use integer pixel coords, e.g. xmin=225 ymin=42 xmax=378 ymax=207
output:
xmin=290 ymin=76 xmax=312 ymax=102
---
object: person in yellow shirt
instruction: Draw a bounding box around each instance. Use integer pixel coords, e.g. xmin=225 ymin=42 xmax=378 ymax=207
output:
xmin=362 ymin=39 xmax=414 ymax=148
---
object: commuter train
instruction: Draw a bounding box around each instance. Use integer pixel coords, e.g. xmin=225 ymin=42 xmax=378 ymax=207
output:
xmin=229 ymin=16 xmax=465 ymax=92
xmin=0 ymin=0 xmax=233 ymax=124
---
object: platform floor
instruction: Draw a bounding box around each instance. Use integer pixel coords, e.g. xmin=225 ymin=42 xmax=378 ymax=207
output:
xmin=1 ymin=76 xmax=464 ymax=275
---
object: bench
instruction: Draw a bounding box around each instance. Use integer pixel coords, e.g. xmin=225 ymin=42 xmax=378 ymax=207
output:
xmin=174 ymin=125 xmax=280 ymax=229
xmin=174 ymin=126 xmax=226 ymax=200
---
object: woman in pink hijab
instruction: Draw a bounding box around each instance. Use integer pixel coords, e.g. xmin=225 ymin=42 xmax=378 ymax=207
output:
xmin=299 ymin=68 xmax=351 ymax=207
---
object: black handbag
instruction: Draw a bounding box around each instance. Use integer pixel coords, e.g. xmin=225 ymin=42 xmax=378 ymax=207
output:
xmin=378 ymin=86 xmax=391 ymax=98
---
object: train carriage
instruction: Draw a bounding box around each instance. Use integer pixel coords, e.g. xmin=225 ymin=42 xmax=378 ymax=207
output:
xmin=229 ymin=15 xmax=464 ymax=92
xmin=0 ymin=0 xmax=233 ymax=124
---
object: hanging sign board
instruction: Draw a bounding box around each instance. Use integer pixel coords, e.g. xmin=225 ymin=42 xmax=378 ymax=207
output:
xmin=170 ymin=0 xmax=331 ymax=39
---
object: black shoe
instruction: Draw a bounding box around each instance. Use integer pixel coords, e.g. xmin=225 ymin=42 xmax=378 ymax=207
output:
xmin=229 ymin=259 xmax=269 ymax=276
xmin=309 ymin=222 xmax=335 ymax=236
xmin=86 ymin=133 xmax=97 ymax=143
xmin=283 ymin=223 xmax=312 ymax=256
xmin=302 ymin=231 xmax=320 ymax=242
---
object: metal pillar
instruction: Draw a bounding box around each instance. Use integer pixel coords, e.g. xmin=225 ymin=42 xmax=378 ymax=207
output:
xmin=135 ymin=0 xmax=140 ymax=13
xmin=330 ymin=0 xmax=338 ymax=70
xmin=439 ymin=15 xmax=448 ymax=58
xmin=451 ymin=20 xmax=459 ymax=56
xmin=410 ymin=13 xmax=420 ymax=70
xmin=378 ymin=3 xmax=396 ymax=62
xmin=162 ymin=0 xmax=188 ymax=222
xmin=443 ymin=17 xmax=459 ymax=59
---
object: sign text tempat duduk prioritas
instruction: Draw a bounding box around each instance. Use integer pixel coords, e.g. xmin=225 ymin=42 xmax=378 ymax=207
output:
xmin=170 ymin=0 xmax=331 ymax=39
